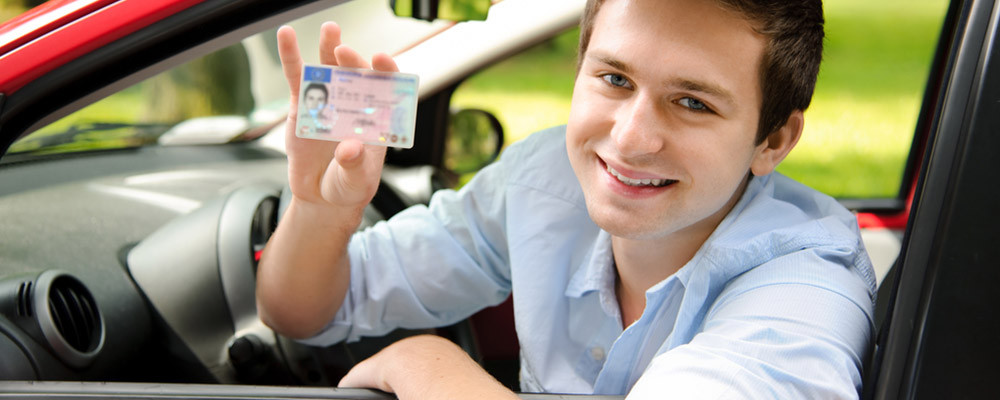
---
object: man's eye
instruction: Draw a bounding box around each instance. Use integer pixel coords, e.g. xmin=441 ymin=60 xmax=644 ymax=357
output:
xmin=601 ymin=74 xmax=631 ymax=89
xmin=678 ymin=97 xmax=710 ymax=112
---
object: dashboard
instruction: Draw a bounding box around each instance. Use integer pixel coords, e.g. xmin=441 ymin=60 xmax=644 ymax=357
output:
xmin=0 ymin=141 xmax=435 ymax=384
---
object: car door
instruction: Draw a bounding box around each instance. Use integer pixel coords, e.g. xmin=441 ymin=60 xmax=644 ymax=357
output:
xmin=864 ymin=0 xmax=1000 ymax=398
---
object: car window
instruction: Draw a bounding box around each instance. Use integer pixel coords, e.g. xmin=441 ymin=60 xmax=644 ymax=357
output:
xmin=450 ymin=0 xmax=950 ymax=200
xmin=783 ymin=0 xmax=949 ymax=199
xmin=7 ymin=42 xmax=274 ymax=156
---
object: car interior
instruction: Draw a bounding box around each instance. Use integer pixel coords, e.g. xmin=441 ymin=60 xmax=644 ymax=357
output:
xmin=0 ymin=0 xmax=576 ymax=392
xmin=4 ymin=0 xmax=991 ymax=398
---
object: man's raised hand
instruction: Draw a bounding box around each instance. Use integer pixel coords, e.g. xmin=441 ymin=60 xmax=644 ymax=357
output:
xmin=277 ymin=22 xmax=400 ymax=213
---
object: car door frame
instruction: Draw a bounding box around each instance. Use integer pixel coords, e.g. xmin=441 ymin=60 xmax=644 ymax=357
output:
xmin=865 ymin=0 xmax=1000 ymax=397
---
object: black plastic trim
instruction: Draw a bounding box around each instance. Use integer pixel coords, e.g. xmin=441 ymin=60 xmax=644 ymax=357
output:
xmin=869 ymin=0 xmax=995 ymax=398
xmin=837 ymin=198 xmax=906 ymax=213
xmin=0 ymin=92 xmax=6 ymax=127
xmin=903 ymin=0 xmax=1000 ymax=396
xmin=0 ymin=381 xmax=626 ymax=399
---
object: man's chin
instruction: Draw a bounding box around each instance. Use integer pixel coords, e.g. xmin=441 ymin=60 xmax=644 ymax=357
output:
xmin=586 ymin=206 xmax=670 ymax=241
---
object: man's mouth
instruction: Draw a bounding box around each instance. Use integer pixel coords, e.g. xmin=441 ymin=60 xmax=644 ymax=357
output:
xmin=606 ymin=164 xmax=676 ymax=188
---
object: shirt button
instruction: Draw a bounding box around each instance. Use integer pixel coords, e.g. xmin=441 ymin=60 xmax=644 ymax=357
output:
xmin=590 ymin=347 xmax=605 ymax=361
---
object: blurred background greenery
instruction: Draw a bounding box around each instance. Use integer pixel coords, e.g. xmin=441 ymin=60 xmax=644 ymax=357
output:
xmin=0 ymin=0 xmax=43 ymax=23
xmin=452 ymin=0 xmax=950 ymax=199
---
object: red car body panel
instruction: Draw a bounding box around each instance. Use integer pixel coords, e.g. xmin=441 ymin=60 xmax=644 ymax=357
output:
xmin=0 ymin=0 xmax=115 ymax=55
xmin=856 ymin=183 xmax=915 ymax=230
xmin=857 ymin=211 xmax=910 ymax=230
xmin=0 ymin=0 xmax=204 ymax=95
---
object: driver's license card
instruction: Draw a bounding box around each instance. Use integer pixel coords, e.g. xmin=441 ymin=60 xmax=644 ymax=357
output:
xmin=295 ymin=64 xmax=419 ymax=149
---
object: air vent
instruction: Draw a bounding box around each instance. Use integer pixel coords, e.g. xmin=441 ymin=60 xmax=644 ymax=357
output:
xmin=34 ymin=271 xmax=105 ymax=368
xmin=48 ymin=276 xmax=101 ymax=353
xmin=16 ymin=281 xmax=33 ymax=317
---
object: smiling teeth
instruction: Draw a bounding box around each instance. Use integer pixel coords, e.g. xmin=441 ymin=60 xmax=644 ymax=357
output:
xmin=607 ymin=165 xmax=669 ymax=187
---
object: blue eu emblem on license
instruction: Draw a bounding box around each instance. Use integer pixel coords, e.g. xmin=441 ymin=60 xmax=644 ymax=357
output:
xmin=304 ymin=65 xmax=332 ymax=83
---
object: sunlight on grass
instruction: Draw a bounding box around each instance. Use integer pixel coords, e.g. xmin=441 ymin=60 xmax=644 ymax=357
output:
xmin=784 ymin=94 xmax=919 ymax=197
xmin=782 ymin=0 xmax=947 ymax=197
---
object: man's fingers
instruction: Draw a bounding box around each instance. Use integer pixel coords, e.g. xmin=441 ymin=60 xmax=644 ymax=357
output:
xmin=277 ymin=26 xmax=303 ymax=96
xmin=371 ymin=53 xmax=400 ymax=73
xmin=337 ymin=359 xmax=371 ymax=388
xmin=332 ymin=140 xmax=387 ymax=172
xmin=318 ymin=22 xmax=342 ymax=66
xmin=334 ymin=45 xmax=370 ymax=69
xmin=333 ymin=140 xmax=365 ymax=169
xmin=339 ymin=358 xmax=391 ymax=392
xmin=321 ymin=140 xmax=385 ymax=204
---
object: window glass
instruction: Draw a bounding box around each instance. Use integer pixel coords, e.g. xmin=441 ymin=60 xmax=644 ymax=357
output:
xmin=450 ymin=0 xmax=949 ymax=200
xmin=8 ymin=43 xmax=269 ymax=155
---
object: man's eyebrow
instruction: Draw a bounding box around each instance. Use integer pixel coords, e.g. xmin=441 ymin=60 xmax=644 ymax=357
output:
xmin=674 ymin=79 xmax=736 ymax=107
xmin=591 ymin=54 xmax=632 ymax=74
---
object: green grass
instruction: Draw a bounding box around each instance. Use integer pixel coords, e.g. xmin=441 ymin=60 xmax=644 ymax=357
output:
xmin=451 ymin=0 xmax=950 ymax=199
xmin=782 ymin=0 xmax=948 ymax=197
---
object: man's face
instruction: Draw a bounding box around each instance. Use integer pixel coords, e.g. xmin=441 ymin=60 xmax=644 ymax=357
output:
xmin=304 ymin=88 xmax=327 ymax=112
xmin=567 ymin=0 xmax=770 ymax=241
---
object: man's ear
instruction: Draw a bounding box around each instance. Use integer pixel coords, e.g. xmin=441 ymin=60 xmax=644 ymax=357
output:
xmin=750 ymin=110 xmax=803 ymax=176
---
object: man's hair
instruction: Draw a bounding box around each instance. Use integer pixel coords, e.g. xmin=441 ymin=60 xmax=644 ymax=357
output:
xmin=577 ymin=0 xmax=824 ymax=143
xmin=304 ymin=82 xmax=329 ymax=102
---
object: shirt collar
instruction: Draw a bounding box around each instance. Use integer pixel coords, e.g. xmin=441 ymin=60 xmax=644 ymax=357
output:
xmin=565 ymin=229 xmax=614 ymax=298
xmin=563 ymin=174 xmax=772 ymax=300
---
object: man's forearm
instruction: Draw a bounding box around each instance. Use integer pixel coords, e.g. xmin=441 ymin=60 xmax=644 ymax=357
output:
xmin=255 ymin=197 xmax=364 ymax=339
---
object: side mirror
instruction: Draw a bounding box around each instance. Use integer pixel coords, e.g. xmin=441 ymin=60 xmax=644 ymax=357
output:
xmin=389 ymin=0 xmax=491 ymax=21
xmin=445 ymin=108 xmax=504 ymax=174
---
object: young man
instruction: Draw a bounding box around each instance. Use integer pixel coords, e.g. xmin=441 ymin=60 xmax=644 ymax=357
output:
xmin=257 ymin=0 xmax=876 ymax=398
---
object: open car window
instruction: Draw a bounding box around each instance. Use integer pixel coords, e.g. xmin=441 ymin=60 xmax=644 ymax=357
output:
xmin=783 ymin=0 xmax=949 ymax=201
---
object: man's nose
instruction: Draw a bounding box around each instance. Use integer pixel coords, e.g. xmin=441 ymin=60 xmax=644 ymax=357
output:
xmin=610 ymin=94 xmax=665 ymax=158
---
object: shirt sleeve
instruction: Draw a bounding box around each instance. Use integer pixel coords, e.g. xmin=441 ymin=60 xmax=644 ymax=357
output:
xmin=626 ymin=249 xmax=874 ymax=399
xmin=298 ymin=149 xmax=517 ymax=347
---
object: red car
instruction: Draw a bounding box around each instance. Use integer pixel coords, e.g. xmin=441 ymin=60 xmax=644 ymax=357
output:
xmin=0 ymin=0 xmax=997 ymax=398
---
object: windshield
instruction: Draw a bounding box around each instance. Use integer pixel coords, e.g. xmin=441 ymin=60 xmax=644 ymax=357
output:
xmin=7 ymin=42 xmax=287 ymax=157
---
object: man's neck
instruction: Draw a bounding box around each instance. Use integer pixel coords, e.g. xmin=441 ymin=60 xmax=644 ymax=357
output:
xmin=610 ymin=175 xmax=752 ymax=327
xmin=611 ymin=230 xmax=707 ymax=302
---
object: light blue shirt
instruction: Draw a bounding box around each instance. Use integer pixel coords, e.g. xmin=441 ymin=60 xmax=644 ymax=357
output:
xmin=302 ymin=126 xmax=877 ymax=399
